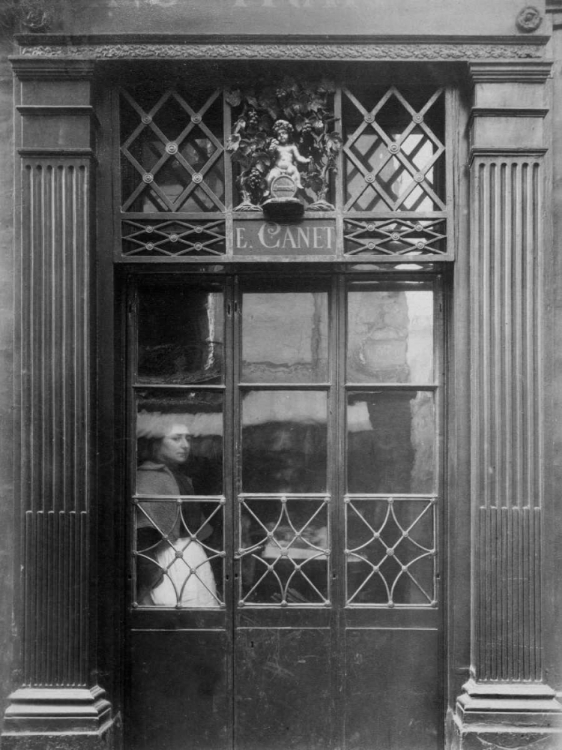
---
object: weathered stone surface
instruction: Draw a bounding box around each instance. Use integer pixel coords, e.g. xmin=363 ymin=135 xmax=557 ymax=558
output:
xmin=0 ymin=35 xmax=15 ymax=720
xmin=57 ymin=0 xmax=548 ymax=38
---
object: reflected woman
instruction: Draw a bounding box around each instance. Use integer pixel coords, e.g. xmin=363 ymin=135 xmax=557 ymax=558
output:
xmin=136 ymin=416 xmax=218 ymax=607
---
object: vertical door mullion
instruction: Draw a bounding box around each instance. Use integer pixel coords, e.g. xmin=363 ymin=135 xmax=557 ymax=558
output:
xmin=127 ymin=279 xmax=139 ymax=610
xmin=433 ymin=275 xmax=445 ymax=657
xmin=231 ymin=273 xmax=243 ymax=750
xmin=329 ymin=273 xmax=347 ymax=750
xmin=223 ymin=275 xmax=236 ymax=750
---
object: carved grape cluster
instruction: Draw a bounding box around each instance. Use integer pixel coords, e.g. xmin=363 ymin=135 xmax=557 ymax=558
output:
xmin=247 ymin=109 xmax=259 ymax=128
xmin=247 ymin=168 xmax=262 ymax=190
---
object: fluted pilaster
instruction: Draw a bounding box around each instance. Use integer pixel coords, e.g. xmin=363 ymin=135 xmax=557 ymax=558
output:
xmin=2 ymin=60 xmax=115 ymax=749
xmin=471 ymin=156 xmax=543 ymax=682
xmin=454 ymin=62 xmax=561 ymax=750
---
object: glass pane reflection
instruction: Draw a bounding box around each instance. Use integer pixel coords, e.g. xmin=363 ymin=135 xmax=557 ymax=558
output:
xmin=347 ymin=391 xmax=435 ymax=494
xmin=134 ymin=390 xmax=224 ymax=607
xmin=240 ymin=497 xmax=329 ymax=605
xmin=138 ymin=287 xmax=224 ymax=384
xmin=347 ymin=285 xmax=433 ymax=383
xmin=242 ymin=292 xmax=328 ymax=383
xmin=242 ymin=391 xmax=328 ymax=493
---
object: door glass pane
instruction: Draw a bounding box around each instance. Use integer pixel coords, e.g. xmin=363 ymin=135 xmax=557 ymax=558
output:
xmin=239 ymin=497 xmax=329 ymax=605
xmin=347 ymin=391 xmax=435 ymax=494
xmin=138 ymin=287 xmax=224 ymax=384
xmin=347 ymin=284 xmax=433 ymax=383
xmin=242 ymin=291 xmax=328 ymax=383
xmin=346 ymin=497 xmax=436 ymax=606
xmin=242 ymin=390 xmax=328 ymax=493
xmin=134 ymin=389 xmax=224 ymax=607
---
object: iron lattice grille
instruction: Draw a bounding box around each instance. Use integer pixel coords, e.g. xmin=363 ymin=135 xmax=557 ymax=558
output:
xmin=238 ymin=495 xmax=330 ymax=607
xmin=118 ymin=83 xmax=449 ymax=260
xmin=345 ymin=496 xmax=437 ymax=607
xmin=122 ymin=218 xmax=226 ymax=257
xmin=134 ymin=495 xmax=225 ymax=608
xmin=120 ymin=88 xmax=226 ymax=214
xmin=342 ymin=87 xmax=445 ymax=213
xmin=343 ymin=218 xmax=447 ymax=256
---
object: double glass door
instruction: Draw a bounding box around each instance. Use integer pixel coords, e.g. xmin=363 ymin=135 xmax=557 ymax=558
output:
xmin=126 ymin=272 xmax=443 ymax=750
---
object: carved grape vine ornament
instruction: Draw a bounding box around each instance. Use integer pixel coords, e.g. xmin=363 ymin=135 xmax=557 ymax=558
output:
xmin=225 ymin=76 xmax=342 ymax=210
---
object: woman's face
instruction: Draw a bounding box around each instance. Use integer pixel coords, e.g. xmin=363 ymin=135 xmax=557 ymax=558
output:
xmin=154 ymin=424 xmax=191 ymax=466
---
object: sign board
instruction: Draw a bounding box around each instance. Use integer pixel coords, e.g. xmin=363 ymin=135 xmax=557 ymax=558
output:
xmin=67 ymin=0 xmax=545 ymax=39
xmin=233 ymin=220 xmax=336 ymax=256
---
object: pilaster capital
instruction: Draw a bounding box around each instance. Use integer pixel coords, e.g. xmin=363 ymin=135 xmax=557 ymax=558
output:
xmin=469 ymin=60 xmax=552 ymax=83
xmin=10 ymin=57 xmax=96 ymax=81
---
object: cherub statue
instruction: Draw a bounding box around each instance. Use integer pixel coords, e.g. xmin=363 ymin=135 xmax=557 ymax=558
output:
xmin=266 ymin=120 xmax=310 ymax=193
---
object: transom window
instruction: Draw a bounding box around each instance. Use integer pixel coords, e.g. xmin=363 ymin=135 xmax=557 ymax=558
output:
xmin=118 ymin=74 xmax=450 ymax=261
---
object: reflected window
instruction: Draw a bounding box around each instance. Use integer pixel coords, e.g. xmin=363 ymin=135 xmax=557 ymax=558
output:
xmin=347 ymin=284 xmax=433 ymax=384
xmin=242 ymin=291 xmax=328 ymax=383
xmin=137 ymin=287 xmax=224 ymax=384
xmin=242 ymin=390 xmax=328 ymax=493
xmin=134 ymin=390 xmax=224 ymax=608
xmin=347 ymin=391 xmax=435 ymax=494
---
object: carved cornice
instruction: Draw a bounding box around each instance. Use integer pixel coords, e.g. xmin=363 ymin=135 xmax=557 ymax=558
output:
xmin=14 ymin=42 xmax=545 ymax=61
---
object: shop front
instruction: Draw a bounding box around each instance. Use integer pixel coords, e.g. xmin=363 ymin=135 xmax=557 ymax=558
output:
xmin=0 ymin=1 xmax=561 ymax=749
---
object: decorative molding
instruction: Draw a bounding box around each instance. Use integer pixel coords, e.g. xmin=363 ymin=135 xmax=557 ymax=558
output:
xmin=469 ymin=61 xmax=552 ymax=82
xmin=469 ymin=147 xmax=547 ymax=159
xmin=10 ymin=57 xmax=96 ymax=79
xmin=470 ymin=107 xmax=549 ymax=118
xmin=13 ymin=42 xmax=545 ymax=61
xmin=3 ymin=687 xmax=112 ymax=735
xmin=18 ymin=147 xmax=95 ymax=158
xmin=17 ymin=104 xmax=94 ymax=116
xmin=455 ymin=681 xmax=562 ymax=748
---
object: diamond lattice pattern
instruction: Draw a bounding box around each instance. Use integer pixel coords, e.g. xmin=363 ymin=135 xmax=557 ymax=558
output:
xmin=344 ymin=218 xmax=446 ymax=256
xmin=120 ymin=88 xmax=225 ymax=213
xmin=343 ymin=87 xmax=445 ymax=212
